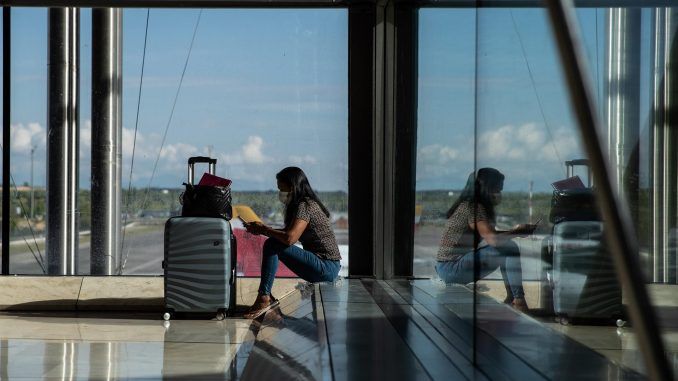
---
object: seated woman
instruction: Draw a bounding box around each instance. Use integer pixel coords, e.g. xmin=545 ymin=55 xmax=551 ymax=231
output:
xmin=436 ymin=167 xmax=533 ymax=311
xmin=243 ymin=167 xmax=341 ymax=319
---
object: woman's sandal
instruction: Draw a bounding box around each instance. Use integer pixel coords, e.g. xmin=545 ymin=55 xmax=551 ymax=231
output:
xmin=511 ymin=298 xmax=529 ymax=313
xmin=243 ymin=296 xmax=279 ymax=319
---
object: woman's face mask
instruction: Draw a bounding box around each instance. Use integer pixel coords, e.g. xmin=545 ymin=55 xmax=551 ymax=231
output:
xmin=278 ymin=191 xmax=290 ymax=204
xmin=491 ymin=191 xmax=502 ymax=205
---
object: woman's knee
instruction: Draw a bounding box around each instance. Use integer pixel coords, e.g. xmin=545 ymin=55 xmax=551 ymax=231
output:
xmin=263 ymin=238 xmax=284 ymax=256
xmin=499 ymin=241 xmax=520 ymax=256
xmin=321 ymin=262 xmax=341 ymax=282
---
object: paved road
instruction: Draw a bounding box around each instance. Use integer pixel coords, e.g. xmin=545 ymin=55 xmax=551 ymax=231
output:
xmin=8 ymin=225 xmax=350 ymax=276
xmin=9 ymin=224 xmax=545 ymax=279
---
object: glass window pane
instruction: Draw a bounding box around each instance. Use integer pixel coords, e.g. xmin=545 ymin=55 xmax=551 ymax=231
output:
xmin=473 ymin=6 xmax=654 ymax=377
xmin=119 ymin=9 xmax=348 ymax=277
xmin=79 ymin=8 xmax=92 ymax=274
xmin=415 ymin=9 xmax=476 ymax=278
xmin=572 ymin=5 xmax=678 ymax=375
xmin=9 ymin=8 xmax=47 ymax=275
xmin=415 ymin=6 xmax=478 ymax=363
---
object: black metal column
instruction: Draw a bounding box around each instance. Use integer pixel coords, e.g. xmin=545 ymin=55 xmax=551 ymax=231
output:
xmin=393 ymin=3 xmax=418 ymax=277
xmin=91 ymin=8 xmax=122 ymax=275
xmin=47 ymin=8 xmax=80 ymax=275
xmin=665 ymin=9 xmax=678 ymax=284
xmin=2 ymin=7 xmax=10 ymax=275
xmin=348 ymin=3 xmax=376 ymax=277
xmin=604 ymin=7 xmax=641 ymax=243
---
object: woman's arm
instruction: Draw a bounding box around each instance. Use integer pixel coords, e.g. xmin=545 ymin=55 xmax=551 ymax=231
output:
xmin=245 ymin=219 xmax=308 ymax=246
xmin=474 ymin=220 xmax=531 ymax=247
xmin=474 ymin=220 xmax=503 ymax=247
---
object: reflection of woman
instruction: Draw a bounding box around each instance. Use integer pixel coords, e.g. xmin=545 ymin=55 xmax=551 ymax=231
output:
xmin=436 ymin=168 xmax=531 ymax=311
xmin=243 ymin=167 xmax=341 ymax=318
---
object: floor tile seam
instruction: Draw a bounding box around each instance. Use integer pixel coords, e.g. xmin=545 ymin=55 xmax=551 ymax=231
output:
xmin=317 ymin=285 xmax=337 ymax=381
xmin=361 ymin=280 xmax=462 ymax=381
xmin=317 ymin=300 xmax=406 ymax=305
xmin=389 ymin=284 xmax=515 ymax=381
xmin=74 ymin=277 xmax=84 ymax=311
xmin=232 ymin=290 xmax=326 ymax=380
xmin=474 ymin=318 xmax=644 ymax=379
xmin=409 ymin=303 xmax=474 ymax=357
xmin=0 ymin=337 xmax=248 ymax=345
xmin=474 ymin=331 xmax=552 ymax=381
xmin=407 ymin=282 xmax=589 ymax=375
xmin=384 ymin=283 xmax=480 ymax=377
xmin=256 ymin=304 xmax=315 ymax=328
xmin=398 ymin=303 xmax=484 ymax=381
xmin=391 ymin=285 xmax=476 ymax=342
xmin=325 ymin=281 xmax=433 ymax=380
xmin=477 ymin=316 xmax=632 ymax=358
xmin=276 ymin=298 xmax=313 ymax=315
xmin=248 ymin=340 xmax=319 ymax=380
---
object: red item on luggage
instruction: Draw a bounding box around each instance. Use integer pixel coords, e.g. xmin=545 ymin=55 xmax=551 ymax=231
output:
xmin=198 ymin=172 xmax=232 ymax=187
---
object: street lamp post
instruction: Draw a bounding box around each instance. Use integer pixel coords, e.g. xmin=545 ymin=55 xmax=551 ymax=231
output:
xmin=30 ymin=145 xmax=36 ymax=220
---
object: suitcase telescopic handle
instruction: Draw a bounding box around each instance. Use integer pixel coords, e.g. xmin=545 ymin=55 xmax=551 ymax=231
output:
xmin=565 ymin=159 xmax=592 ymax=187
xmin=187 ymin=156 xmax=217 ymax=185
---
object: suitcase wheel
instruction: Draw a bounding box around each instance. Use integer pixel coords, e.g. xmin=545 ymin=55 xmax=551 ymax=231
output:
xmin=558 ymin=316 xmax=569 ymax=326
xmin=163 ymin=311 xmax=173 ymax=321
xmin=216 ymin=309 xmax=226 ymax=321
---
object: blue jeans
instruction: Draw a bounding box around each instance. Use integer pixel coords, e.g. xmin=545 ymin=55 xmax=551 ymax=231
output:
xmin=258 ymin=238 xmax=341 ymax=295
xmin=435 ymin=241 xmax=525 ymax=299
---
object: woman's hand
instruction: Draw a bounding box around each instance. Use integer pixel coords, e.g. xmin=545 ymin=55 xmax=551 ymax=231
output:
xmin=510 ymin=224 xmax=536 ymax=237
xmin=244 ymin=221 xmax=268 ymax=236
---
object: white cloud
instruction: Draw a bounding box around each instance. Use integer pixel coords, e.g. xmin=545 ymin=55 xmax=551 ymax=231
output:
xmin=221 ymin=135 xmax=273 ymax=166
xmin=160 ymin=142 xmax=199 ymax=162
xmin=419 ymin=144 xmax=463 ymax=165
xmin=288 ymin=155 xmax=317 ymax=165
xmin=121 ymin=126 xmax=144 ymax=157
xmin=415 ymin=123 xmax=584 ymax=190
xmin=242 ymin=136 xmax=269 ymax=164
xmin=11 ymin=122 xmax=45 ymax=153
xmin=416 ymin=142 xmax=473 ymax=183
xmin=478 ymin=123 xmax=579 ymax=162
xmin=80 ymin=120 xmax=92 ymax=151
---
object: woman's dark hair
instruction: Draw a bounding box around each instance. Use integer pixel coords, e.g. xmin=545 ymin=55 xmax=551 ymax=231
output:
xmin=276 ymin=167 xmax=330 ymax=227
xmin=446 ymin=167 xmax=504 ymax=220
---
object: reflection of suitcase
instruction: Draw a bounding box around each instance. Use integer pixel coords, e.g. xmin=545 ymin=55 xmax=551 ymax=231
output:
xmin=163 ymin=217 xmax=236 ymax=320
xmin=551 ymin=221 xmax=622 ymax=323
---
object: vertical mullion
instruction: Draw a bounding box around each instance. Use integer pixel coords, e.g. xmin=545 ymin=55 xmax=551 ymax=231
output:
xmin=2 ymin=7 xmax=10 ymax=275
xmin=393 ymin=4 xmax=418 ymax=277
xmin=348 ymin=4 xmax=376 ymax=277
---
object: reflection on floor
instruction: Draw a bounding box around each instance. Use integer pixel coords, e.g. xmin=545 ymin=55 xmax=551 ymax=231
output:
xmin=536 ymin=284 xmax=678 ymax=376
xmin=0 ymin=280 xmax=656 ymax=380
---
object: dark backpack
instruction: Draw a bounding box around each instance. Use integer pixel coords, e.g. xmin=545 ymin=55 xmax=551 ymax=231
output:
xmin=180 ymin=183 xmax=233 ymax=220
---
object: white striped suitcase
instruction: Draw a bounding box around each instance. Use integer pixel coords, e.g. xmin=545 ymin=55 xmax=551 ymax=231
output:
xmin=551 ymin=221 xmax=622 ymax=323
xmin=163 ymin=216 xmax=236 ymax=320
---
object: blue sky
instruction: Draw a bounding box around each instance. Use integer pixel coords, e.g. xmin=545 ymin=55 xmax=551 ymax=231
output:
xmin=416 ymin=7 xmax=652 ymax=192
xmin=5 ymin=8 xmax=348 ymax=192
xmin=1 ymin=7 xmax=654 ymax=192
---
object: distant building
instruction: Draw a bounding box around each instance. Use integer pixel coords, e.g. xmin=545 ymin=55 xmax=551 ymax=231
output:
xmin=332 ymin=212 xmax=349 ymax=229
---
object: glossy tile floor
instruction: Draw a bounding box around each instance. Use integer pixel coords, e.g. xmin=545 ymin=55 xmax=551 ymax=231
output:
xmin=0 ymin=280 xmax=658 ymax=380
